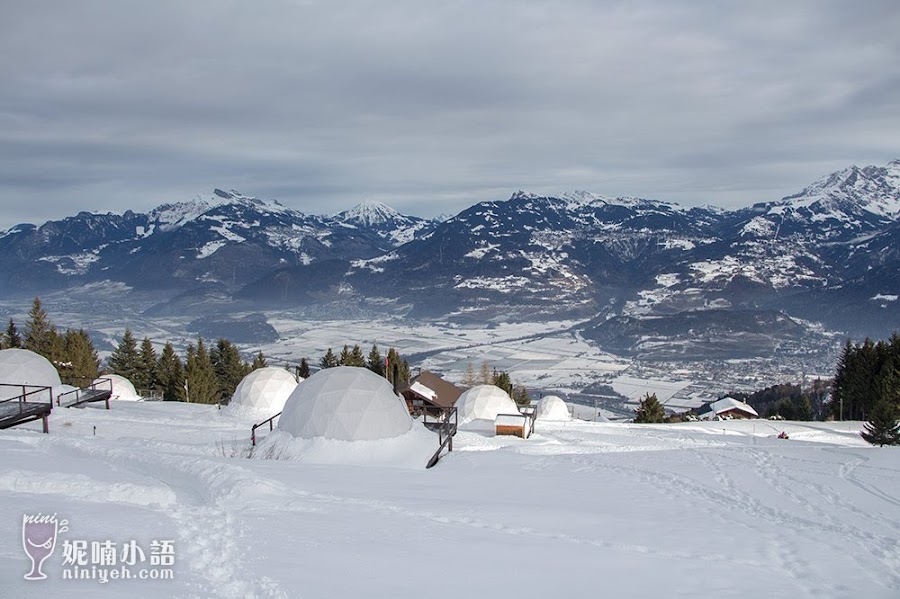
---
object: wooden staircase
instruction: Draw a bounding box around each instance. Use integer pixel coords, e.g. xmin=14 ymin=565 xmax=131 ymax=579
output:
xmin=0 ymin=384 xmax=54 ymax=433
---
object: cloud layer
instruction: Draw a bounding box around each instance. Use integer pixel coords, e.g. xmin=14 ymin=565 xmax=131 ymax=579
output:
xmin=1 ymin=0 xmax=898 ymax=227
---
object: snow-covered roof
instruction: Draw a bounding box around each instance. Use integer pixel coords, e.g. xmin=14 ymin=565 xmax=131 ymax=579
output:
xmin=494 ymin=414 xmax=527 ymax=427
xmin=95 ymin=374 xmax=141 ymax=401
xmin=456 ymin=385 xmax=518 ymax=425
xmin=230 ymin=367 xmax=299 ymax=416
xmin=535 ymin=395 xmax=571 ymax=421
xmin=408 ymin=381 xmax=436 ymax=402
xmin=703 ymin=396 xmax=758 ymax=418
xmin=405 ymin=371 xmax=464 ymax=408
xmin=278 ymin=367 xmax=411 ymax=441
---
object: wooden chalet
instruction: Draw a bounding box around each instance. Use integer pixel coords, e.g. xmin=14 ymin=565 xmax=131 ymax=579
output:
xmin=401 ymin=371 xmax=465 ymax=417
xmin=698 ymin=397 xmax=759 ymax=421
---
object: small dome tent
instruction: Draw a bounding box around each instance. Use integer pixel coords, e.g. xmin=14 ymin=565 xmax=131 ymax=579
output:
xmin=230 ymin=367 xmax=299 ymax=416
xmin=94 ymin=374 xmax=140 ymax=401
xmin=0 ymin=348 xmax=61 ymax=401
xmin=278 ymin=366 xmax=411 ymax=441
xmin=456 ymin=385 xmax=518 ymax=424
xmin=535 ymin=395 xmax=571 ymax=421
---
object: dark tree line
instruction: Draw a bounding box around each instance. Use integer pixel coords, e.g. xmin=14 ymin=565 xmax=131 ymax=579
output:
xmin=108 ymin=331 xmax=267 ymax=404
xmin=729 ymin=383 xmax=823 ymax=421
xmin=831 ymin=334 xmax=900 ymax=421
xmin=316 ymin=344 xmax=410 ymax=388
xmin=2 ymin=297 xmax=275 ymax=404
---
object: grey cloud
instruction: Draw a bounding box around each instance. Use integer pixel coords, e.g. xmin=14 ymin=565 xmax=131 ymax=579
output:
xmin=0 ymin=0 xmax=898 ymax=228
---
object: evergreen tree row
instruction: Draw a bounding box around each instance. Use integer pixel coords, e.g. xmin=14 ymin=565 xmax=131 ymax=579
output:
xmin=831 ymin=334 xmax=900 ymax=421
xmin=108 ymin=331 xmax=269 ymax=404
xmin=2 ymin=297 xmax=276 ymax=404
xmin=317 ymin=344 xmax=411 ymax=388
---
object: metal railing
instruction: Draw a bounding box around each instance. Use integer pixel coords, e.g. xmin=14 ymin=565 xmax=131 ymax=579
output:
xmin=0 ymin=383 xmax=54 ymax=411
xmin=425 ymin=406 xmax=458 ymax=469
xmin=251 ymin=411 xmax=283 ymax=447
xmin=0 ymin=384 xmax=54 ymax=433
xmin=56 ymin=377 xmax=112 ymax=408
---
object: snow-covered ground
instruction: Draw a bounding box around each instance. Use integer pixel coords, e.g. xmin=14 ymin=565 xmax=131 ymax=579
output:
xmin=2 ymin=401 xmax=898 ymax=598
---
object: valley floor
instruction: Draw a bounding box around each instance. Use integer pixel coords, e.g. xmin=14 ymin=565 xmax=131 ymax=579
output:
xmin=1 ymin=402 xmax=898 ymax=598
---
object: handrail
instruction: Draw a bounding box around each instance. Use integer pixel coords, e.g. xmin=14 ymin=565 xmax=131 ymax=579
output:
xmin=251 ymin=411 xmax=283 ymax=446
xmin=0 ymin=383 xmax=54 ymax=410
xmin=425 ymin=406 xmax=458 ymax=469
xmin=57 ymin=377 xmax=113 ymax=407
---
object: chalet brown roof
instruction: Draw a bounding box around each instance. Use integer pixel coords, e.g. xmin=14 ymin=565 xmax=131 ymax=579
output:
xmin=404 ymin=371 xmax=465 ymax=408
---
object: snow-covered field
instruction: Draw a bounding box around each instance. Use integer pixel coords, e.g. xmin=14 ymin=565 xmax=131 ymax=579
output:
xmin=2 ymin=401 xmax=898 ymax=598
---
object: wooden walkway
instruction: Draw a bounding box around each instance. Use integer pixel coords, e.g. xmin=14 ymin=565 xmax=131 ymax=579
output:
xmin=57 ymin=378 xmax=113 ymax=409
xmin=0 ymin=384 xmax=53 ymax=433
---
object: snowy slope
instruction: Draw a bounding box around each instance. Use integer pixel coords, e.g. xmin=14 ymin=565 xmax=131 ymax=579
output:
xmin=1 ymin=401 xmax=898 ymax=598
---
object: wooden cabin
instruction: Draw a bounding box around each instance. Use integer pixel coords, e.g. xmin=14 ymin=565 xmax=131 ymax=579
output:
xmin=401 ymin=371 xmax=465 ymax=417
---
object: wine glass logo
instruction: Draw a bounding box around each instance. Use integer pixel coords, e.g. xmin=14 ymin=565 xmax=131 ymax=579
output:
xmin=22 ymin=513 xmax=67 ymax=581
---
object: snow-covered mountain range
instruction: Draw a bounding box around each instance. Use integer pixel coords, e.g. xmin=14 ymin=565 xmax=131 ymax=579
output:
xmin=1 ymin=160 xmax=898 ymax=343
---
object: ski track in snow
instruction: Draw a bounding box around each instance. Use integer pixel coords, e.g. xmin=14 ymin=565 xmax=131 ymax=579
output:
xmin=2 ymin=407 xmax=899 ymax=598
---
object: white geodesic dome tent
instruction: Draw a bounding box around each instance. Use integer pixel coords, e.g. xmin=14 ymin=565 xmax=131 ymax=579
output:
xmin=0 ymin=348 xmax=61 ymax=401
xmin=230 ymin=367 xmax=299 ymax=415
xmin=278 ymin=366 xmax=411 ymax=441
xmin=456 ymin=384 xmax=518 ymax=424
xmin=94 ymin=374 xmax=141 ymax=401
xmin=535 ymin=395 xmax=571 ymax=421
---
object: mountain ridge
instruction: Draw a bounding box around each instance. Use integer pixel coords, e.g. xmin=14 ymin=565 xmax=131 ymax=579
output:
xmin=1 ymin=159 xmax=898 ymax=341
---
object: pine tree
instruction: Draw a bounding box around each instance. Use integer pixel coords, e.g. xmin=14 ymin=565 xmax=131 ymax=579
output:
xmin=366 ymin=344 xmax=384 ymax=376
xmin=320 ymin=348 xmax=339 ymax=369
xmin=338 ymin=344 xmax=352 ymax=366
xmin=512 ymin=385 xmax=531 ymax=408
xmin=60 ymin=329 xmax=100 ymax=385
xmin=3 ymin=319 xmax=22 ymax=349
xmin=385 ymin=348 xmax=410 ymax=389
xmin=212 ymin=338 xmax=248 ymax=401
xmin=251 ymin=351 xmax=268 ymax=370
xmin=830 ymin=338 xmax=853 ymax=420
xmin=492 ymin=369 xmax=513 ymax=395
xmin=182 ymin=338 xmax=219 ymax=404
xmin=133 ymin=338 xmax=159 ymax=392
xmin=108 ymin=329 xmax=140 ymax=382
xmin=156 ymin=342 xmax=184 ymax=401
xmin=297 ymin=357 xmax=311 ymax=379
xmin=347 ymin=344 xmax=366 ymax=367
xmin=860 ymin=400 xmax=900 ymax=446
xmin=24 ymin=297 xmax=56 ymax=359
xmin=49 ymin=328 xmax=66 ymax=366
xmin=634 ymin=393 xmax=665 ymax=423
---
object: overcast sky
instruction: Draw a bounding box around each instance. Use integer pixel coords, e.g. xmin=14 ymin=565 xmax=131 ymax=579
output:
xmin=1 ymin=1 xmax=898 ymax=229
